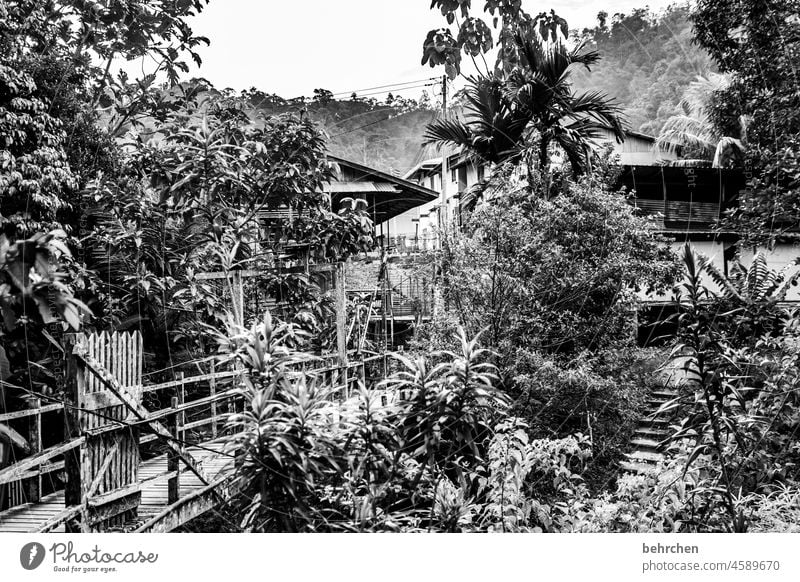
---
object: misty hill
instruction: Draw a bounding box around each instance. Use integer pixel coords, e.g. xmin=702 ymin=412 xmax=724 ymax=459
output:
xmin=573 ymin=3 xmax=713 ymax=136
xmin=241 ymin=93 xmax=439 ymax=176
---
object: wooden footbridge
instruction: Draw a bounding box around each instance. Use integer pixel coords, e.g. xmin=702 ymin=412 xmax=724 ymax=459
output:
xmin=0 ymin=330 xmax=363 ymax=533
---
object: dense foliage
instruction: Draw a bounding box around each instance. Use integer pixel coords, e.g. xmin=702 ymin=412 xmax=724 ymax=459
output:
xmin=691 ymin=0 xmax=800 ymax=245
xmin=438 ymin=158 xmax=677 ymax=353
xmin=0 ymin=0 xmax=374 ymax=403
xmin=2 ymin=0 xmax=799 ymax=536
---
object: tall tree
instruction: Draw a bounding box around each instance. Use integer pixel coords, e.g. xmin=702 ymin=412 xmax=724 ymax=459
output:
xmin=692 ymin=0 xmax=800 ymax=245
xmin=655 ymin=73 xmax=747 ymax=167
xmin=421 ymin=1 xmax=568 ymax=79
xmin=424 ymin=31 xmax=625 ymax=175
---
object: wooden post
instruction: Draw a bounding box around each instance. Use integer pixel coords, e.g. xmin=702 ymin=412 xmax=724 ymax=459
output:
xmin=177 ymin=372 xmax=186 ymax=443
xmin=381 ymin=273 xmax=388 ymax=351
xmin=228 ymin=269 xmax=244 ymax=326
xmin=422 ymin=277 xmax=429 ymax=317
xmin=334 ymin=262 xmax=348 ymax=393
xmin=25 ymin=398 xmax=42 ymax=503
xmin=389 ymin=287 xmax=395 ymax=349
xmin=167 ymin=396 xmax=180 ymax=505
xmin=209 ymin=361 xmax=218 ymax=438
xmin=63 ymin=333 xmax=86 ymax=532
xmin=230 ymin=271 xmax=245 ymax=415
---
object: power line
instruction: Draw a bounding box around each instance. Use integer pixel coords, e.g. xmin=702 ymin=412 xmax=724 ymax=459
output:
xmin=331 ymin=77 xmax=439 ymax=98
xmin=327 ymin=83 xmax=438 ymax=139
xmin=343 ymin=82 xmax=436 ymax=100
xmin=329 ymin=115 xmax=397 ymax=138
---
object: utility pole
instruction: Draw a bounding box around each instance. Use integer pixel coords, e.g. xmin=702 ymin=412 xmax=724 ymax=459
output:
xmin=439 ymin=75 xmax=449 ymax=236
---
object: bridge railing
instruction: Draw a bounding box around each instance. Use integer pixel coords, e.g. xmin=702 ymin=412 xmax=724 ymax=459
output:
xmin=0 ymin=331 xmax=369 ymax=532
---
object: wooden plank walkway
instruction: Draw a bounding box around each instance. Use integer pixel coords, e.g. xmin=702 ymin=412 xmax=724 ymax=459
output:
xmin=0 ymin=441 xmax=234 ymax=533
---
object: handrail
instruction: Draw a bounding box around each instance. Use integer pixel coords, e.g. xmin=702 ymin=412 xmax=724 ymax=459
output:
xmin=0 ymin=438 xmax=85 ymax=485
xmin=134 ymin=474 xmax=235 ymax=533
xmin=0 ymin=403 xmax=62 ymax=422
xmin=141 ymin=370 xmax=243 ymax=393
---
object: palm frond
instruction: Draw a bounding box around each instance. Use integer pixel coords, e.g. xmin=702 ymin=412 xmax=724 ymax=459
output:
xmin=423 ymin=116 xmax=474 ymax=151
xmin=696 ymin=251 xmax=741 ymax=302
xmin=656 ymin=114 xmax=718 ymax=156
xmin=567 ymin=90 xmax=627 ymax=141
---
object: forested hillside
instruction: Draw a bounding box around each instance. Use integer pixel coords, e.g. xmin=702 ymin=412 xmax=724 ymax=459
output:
xmin=311 ymin=102 xmax=438 ymax=175
xmin=573 ymin=3 xmax=714 ymax=136
xmin=158 ymin=5 xmax=711 ymax=176
xmin=236 ymin=89 xmax=439 ymax=175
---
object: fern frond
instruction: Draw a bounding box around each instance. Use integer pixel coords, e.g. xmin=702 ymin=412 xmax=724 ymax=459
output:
xmin=700 ymin=253 xmax=742 ymax=302
xmin=745 ymin=253 xmax=769 ymax=300
xmin=774 ymin=264 xmax=800 ymax=302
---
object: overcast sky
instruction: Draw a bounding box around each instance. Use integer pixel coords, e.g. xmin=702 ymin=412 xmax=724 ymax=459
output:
xmin=140 ymin=0 xmax=679 ymax=98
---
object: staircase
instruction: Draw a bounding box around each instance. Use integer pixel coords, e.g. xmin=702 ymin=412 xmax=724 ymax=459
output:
xmin=620 ymin=387 xmax=679 ymax=474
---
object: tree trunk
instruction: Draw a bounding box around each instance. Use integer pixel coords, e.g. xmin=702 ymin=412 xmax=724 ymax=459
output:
xmin=539 ymin=137 xmax=551 ymax=198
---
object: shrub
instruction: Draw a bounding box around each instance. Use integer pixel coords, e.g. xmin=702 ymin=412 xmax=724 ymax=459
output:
xmin=441 ymin=169 xmax=678 ymax=355
xmin=504 ymin=346 xmax=660 ymax=489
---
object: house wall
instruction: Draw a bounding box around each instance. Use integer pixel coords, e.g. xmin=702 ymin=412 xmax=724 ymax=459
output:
xmin=392 ymin=130 xmax=677 ymax=243
xmin=637 ymin=240 xmax=726 ymax=303
xmin=399 ymin=160 xmax=487 ymax=241
xmin=637 ymin=241 xmax=800 ymax=304
xmin=596 ymin=128 xmax=679 ymax=166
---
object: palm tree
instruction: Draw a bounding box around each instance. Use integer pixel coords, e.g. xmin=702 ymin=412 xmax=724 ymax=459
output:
xmin=507 ymin=31 xmax=626 ymax=173
xmin=423 ymin=75 xmax=531 ymax=165
xmin=423 ymin=31 xmax=626 ymax=176
xmin=656 ymin=73 xmax=748 ymax=168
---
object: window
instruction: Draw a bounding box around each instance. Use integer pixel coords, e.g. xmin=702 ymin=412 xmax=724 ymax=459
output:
xmin=451 ymin=167 xmax=457 ymax=183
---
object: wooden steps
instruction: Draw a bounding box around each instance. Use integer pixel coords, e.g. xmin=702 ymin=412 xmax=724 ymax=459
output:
xmin=620 ymin=381 xmax=680 ymax=476
xmin=619 ymin=460 xmax=660 ymax=474
xmin=630 ymin=437 xmax=663 ymax=451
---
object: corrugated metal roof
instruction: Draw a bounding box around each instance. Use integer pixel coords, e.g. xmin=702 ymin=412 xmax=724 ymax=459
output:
xmin=325 ymin=182 xmax=400 ymax=193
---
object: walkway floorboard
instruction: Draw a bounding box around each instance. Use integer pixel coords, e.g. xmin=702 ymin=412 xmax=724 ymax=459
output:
xmin=0 ymin=442 xmax=234 ymax=533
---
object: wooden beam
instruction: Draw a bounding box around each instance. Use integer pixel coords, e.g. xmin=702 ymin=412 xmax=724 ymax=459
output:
xmin=36 ymin=505 xmax=83 ymax=533
xmin=134 ymin=475 xmax=234 ymax=533
xmin=17 ymin=461 xmax=64 ymax=480
xmin=141 ymin=370 xmax=241 ymax=393
xmin=0 ymin=403 xmax=62 ymax=422
xmin=87 ymin=491 xmax=140 ymax=528
xmin=86 ymin=482 xmax=140 ymax=509
xmin=85 ymin=437 xmax=121 ymax=499
xmin=0 ymin=438 xmax=85 ymax=485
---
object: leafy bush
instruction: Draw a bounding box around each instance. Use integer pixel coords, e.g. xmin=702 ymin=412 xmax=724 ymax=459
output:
xmin=441 ymin=165 xmax=678 ymax=355
xmin=505 ymin=346 xmax=659 ymax=489
xmin=654 ymin=246 xmax=800 ymax=531
xmin=221 ymin=322 xmax=512 ymax=532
